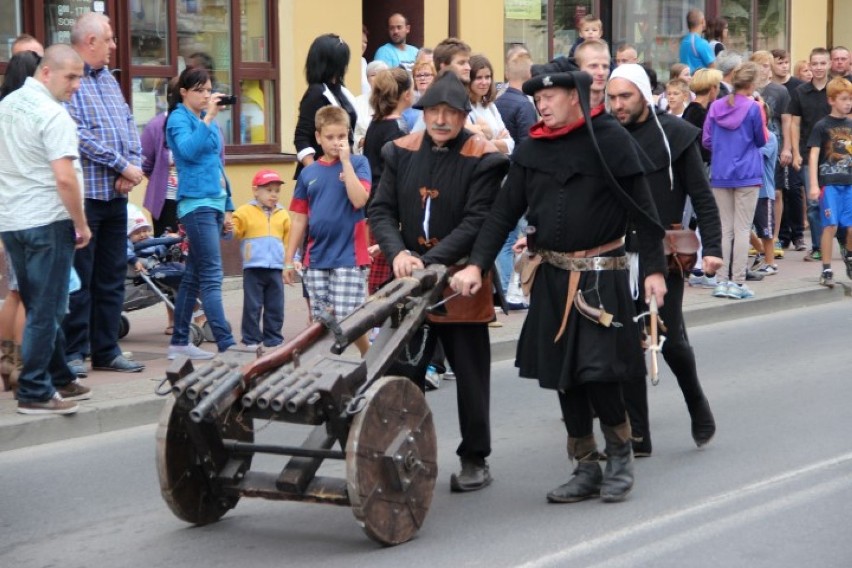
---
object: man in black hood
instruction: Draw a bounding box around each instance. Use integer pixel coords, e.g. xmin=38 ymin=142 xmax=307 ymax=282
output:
xmin=369 ymin=71 xmax=510 ymax=492
xmin=606 ymin=63 xmax=722 ymax=456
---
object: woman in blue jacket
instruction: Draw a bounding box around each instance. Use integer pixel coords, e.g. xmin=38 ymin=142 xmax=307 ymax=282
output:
xmin=703 ymin=62 xmax=767 ymax=300
xmin=165 ymin=66 xmax=236 ymax=359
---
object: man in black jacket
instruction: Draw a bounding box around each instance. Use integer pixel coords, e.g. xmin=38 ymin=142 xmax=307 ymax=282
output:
xmin=369 ymin=72 xmax=510 ymax=492
xmin=607 ymin=63 xmax=722 ymax=455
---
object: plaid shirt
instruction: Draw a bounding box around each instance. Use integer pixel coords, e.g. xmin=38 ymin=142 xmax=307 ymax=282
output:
xmin=66 ymin=64 xmax=141 ymax=201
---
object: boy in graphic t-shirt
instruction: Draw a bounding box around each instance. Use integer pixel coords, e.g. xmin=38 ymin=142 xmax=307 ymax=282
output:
xmin=806 ymin=77 xmax=852 ymax=287
xmin=285 ymin=106 xmax=372 ymax=353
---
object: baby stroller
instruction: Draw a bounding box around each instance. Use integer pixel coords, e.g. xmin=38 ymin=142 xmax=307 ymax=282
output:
xmin=120 ymin=235 xmax=206 ymax=346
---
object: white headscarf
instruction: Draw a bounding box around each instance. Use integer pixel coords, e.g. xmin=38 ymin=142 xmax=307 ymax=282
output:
xmin=606 ymin=63 xmax=673 ymax=191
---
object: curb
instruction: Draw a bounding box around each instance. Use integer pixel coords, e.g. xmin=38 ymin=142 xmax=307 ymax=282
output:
xmin=0 ymin=285 xmax=846 ymax=452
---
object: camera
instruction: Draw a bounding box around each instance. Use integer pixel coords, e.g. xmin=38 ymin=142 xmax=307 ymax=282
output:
xmin=218 ymin=94 xmax=238 ymax=106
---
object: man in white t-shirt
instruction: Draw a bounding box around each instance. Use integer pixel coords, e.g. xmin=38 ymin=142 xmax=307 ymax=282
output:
xmin=0 ymin=44 xmax=92 ymax=415
xmin=373 ymin=13 xmax=419 ymax=72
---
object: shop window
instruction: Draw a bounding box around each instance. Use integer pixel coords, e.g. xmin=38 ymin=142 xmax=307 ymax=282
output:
xmin=721 ymin=0 xmax=751 ymax=53
xmin=129 ymin=0 xmax=278 ymax=152
xmin=611 ymin=0 xmax=703 ymax=82
xmin=552 ymin=1 xmax=593 ymax=57
xmin=0 ymin=1 xmax=22 ymax=64
xmin=756 ymin=0 xmax=787 ymax=51
xmin=504 ymin=0 xmax=548 ymax=65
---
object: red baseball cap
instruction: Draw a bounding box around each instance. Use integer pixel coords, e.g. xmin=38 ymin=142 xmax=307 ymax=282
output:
xmin=252 ymin=169 xmax=284 ymax=187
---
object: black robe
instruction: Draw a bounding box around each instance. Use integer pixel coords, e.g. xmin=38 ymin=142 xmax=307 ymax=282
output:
xmin=368 ymin=129 xmax=510 ymax=268
xmin=625 ymin=110 xmax=723 ymax=259
xmin=468 ymin=112 xmax=666 ymax=390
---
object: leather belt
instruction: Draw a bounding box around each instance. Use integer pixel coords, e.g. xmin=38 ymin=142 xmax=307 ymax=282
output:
xmin=538 ymin=238 xmax=625 ymax=343
xmin=539 ymin=251 xmax=628 ymax=272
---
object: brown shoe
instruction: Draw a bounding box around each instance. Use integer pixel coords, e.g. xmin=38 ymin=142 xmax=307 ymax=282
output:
xmin=17 ymin=393 xmax=79 ymax=415
xmin=56 ymin=380 xmax=92 ymax=401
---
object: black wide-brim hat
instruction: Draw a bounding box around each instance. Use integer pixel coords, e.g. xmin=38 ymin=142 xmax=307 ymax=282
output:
xmin=413 ymin=71 xmax=472 ymax=113
xmin=522 ymin=70 xmax=592 ymax=97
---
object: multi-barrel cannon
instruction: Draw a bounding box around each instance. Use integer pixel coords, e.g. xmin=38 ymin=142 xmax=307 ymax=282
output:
xmin=155 ymin=265 xmax=450 ymax=545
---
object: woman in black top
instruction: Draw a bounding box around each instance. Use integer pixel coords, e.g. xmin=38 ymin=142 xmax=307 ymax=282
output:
xmin=363 ymin=68 xmax=413 ymax=295
xmin=293 ymin=34 xmax=357 ymax=178
xmin=682 ymin=68 xmax=723 ymax=165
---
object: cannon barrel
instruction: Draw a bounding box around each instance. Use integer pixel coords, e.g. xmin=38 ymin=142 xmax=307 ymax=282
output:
xmin=186 ymin=364 xmax=231 ymax=400
xmin=326 ymin=269 xmax=443 ymax=355
xmin=189 ymin=369 xmax=244 ymax=423
xmin=171 ymin=361 xmax=221 ymax=397
xmin=255 ymin=373 xmax=300 ymax=410
xmin=241 ymin=367 xmax=291 ymax=408
xmin=284 ymin=386 xmax=322 ymax=413
xmin=270 ymin=377 xmax=315 ymax=412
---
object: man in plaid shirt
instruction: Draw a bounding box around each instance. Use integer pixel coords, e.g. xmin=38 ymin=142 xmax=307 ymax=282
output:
xmin=62 ymin=12 xmax=146 ymax=374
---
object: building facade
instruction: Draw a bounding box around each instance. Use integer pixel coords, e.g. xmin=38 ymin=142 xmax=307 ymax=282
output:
xmin=0 ymin=0 xmax=845 ymax=271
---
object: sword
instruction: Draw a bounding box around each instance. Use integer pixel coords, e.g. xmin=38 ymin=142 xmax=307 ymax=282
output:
xmin=649 ymin=296 xmax=660 ymax=385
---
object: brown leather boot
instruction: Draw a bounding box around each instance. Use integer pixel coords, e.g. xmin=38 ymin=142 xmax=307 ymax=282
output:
xmin=547 ymin=435 xmax=602 ymax=503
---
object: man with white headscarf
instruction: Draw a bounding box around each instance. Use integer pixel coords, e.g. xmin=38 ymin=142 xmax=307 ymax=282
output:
xmin=606 ymin=63 xmax=723 ymax=456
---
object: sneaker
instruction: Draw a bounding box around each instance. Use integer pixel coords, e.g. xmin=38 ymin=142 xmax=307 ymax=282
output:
xmin=793 ymin=239 xmax=808 ymax=252
xmin=819 ymin=269 xmax=835 ymax=289
xmin=17 ymin=392 xmax=78 ymax=415
xmin=804 ymin=249 xmax=822 ymax=262
xmin=168 ymin=344 xmax=215 ymax=360
xmin=424 ymin=365 xmax=441 ymax=390
xmin=751 ymin=254 xmax=765 ymax=270
xmin=67 ymin=359 xmax=88 ymax=378
xmin=688 ymin=273 xmax=718 ymax=288
xmin=745 ymin=269 xmax=765 ymax=281
xmin=755 ymin=263 xmax=778 ymax=276
xmin=92 ymin=355 xmax=144 ymax=373
xmin=726 ymin=282 xmax=755 ymax=299
xmin=748 ymin=247 xmax=758 ymax=257
xmin=774 ymin=242 xmax=785 ymax=259
xmin=778 ymin=240 xmax=791 ymax=250
xmin=443 ymin=368 xmax=456 ymax=381
xmin=845 ymin=255 xmax=852 ymax=280
xmin=712 ymin=281 xmax=730 ymax=298
xmin=56 ymin=380 xmax=91 ymax=401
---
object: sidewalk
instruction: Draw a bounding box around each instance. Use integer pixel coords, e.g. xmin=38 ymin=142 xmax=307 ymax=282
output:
xmin=1 ymin=245 xmax=849 ymax=451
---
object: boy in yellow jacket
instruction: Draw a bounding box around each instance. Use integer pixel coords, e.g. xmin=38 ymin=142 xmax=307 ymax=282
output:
xmin=231 ymin=170 xmax=291 ymax=349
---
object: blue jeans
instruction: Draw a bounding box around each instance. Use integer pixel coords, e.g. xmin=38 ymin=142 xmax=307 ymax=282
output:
xmin=801 ymin=165 xmax=823 ymax=250
xmin=63 ymin=198 xmax=127 ymax=365
xmin=2 ymin=220 xmax=77 ymax=402
xmin=241 ymin=267 xmax=284 ymax=347
xmin=172 ymin=207 xmax=235 ymax=352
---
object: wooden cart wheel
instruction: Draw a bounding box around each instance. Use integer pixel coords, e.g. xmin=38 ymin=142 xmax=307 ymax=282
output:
xmin=155 ymin=396 xmax=253 ymax=525
xmin=345 ymin=376 xmax=438 ymax=546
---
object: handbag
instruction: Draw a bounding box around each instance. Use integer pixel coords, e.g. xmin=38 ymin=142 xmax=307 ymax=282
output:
xmin=664 ymin=224 xmax=700 ymax=275
xmin=426 ymin=265 xmax=495 ymax=324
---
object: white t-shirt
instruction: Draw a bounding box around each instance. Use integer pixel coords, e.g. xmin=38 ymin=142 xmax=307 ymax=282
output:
xmin=0 ymin=77 xmax=82 ymax=231
xmin=469 ymin=101 xmax=515 ymax=155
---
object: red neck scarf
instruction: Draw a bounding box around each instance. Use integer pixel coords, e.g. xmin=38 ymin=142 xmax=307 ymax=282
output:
xmin=529 ymin=103 xmax=606 ymax=140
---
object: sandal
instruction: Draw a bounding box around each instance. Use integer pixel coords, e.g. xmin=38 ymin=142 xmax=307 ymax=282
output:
xmin=164 ymin=325 xmax=174 ymax=335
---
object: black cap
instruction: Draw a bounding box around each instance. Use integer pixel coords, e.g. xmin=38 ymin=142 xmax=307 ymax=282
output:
xmin=522 ymin=70 xmax=592 ymax=96
xmin=414 ymin=71 xmax=472 ymax=113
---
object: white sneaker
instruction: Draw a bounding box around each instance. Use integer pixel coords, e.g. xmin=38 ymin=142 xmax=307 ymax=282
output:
xmin=168 ymin=344 xmax=215 ymax=360
xmin=688 ymin=273 xmax=718 ymax=288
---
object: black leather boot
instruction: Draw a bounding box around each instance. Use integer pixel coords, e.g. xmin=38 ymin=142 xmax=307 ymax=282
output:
xmin=600 ymin=422 xmax=634 ymax=503
xmin=450 ymin=457 xmax=492 ymax=492
xmin=547 ymin=435 xmax=602 ymax=503
xmin=688 ymin=396 xmax=716 ymax=447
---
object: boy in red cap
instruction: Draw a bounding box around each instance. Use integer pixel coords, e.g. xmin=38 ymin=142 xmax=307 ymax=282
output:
xmin=231 ymin=169 xmax=291 ymax=350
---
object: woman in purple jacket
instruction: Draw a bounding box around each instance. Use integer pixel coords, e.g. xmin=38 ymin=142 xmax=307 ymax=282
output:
xmin=141 ymin=111 xmax=179 ymax=237
xmin=703 ymin=62 xmax=767 ymax=300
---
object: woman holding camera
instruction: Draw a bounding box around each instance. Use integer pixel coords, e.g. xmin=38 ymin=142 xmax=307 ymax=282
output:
xmin=164 ymin=66 xmax=236 ymax=359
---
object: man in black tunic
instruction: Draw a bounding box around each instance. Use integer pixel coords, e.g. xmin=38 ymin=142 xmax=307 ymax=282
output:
xmin=607 ymin=64 xmax=722 ymax=456
xmin=453 ymin=72 xmax=667 ymax=503
xmin=369 ymin=72 xmax=510 ymax=492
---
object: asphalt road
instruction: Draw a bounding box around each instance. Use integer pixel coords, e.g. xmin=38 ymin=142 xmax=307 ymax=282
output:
xmin=1 ymin=303 xmax=851 ymax=568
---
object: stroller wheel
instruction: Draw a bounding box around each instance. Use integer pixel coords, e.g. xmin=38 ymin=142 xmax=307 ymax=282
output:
xmin=119 ymin=315 xmax=130 ymax=339
xmin=202 ymin=320 xmax=231 ymax=343
xmin=189 ymin=323 xmax=204 ymax=347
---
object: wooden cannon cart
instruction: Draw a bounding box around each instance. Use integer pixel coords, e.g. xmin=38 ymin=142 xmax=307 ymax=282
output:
xmin=155 ymin=266 xmax=451 ymax=546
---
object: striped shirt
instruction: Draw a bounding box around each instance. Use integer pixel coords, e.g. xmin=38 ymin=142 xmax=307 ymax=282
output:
xmin=65 ymin=64 xmax=141 ymax=201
